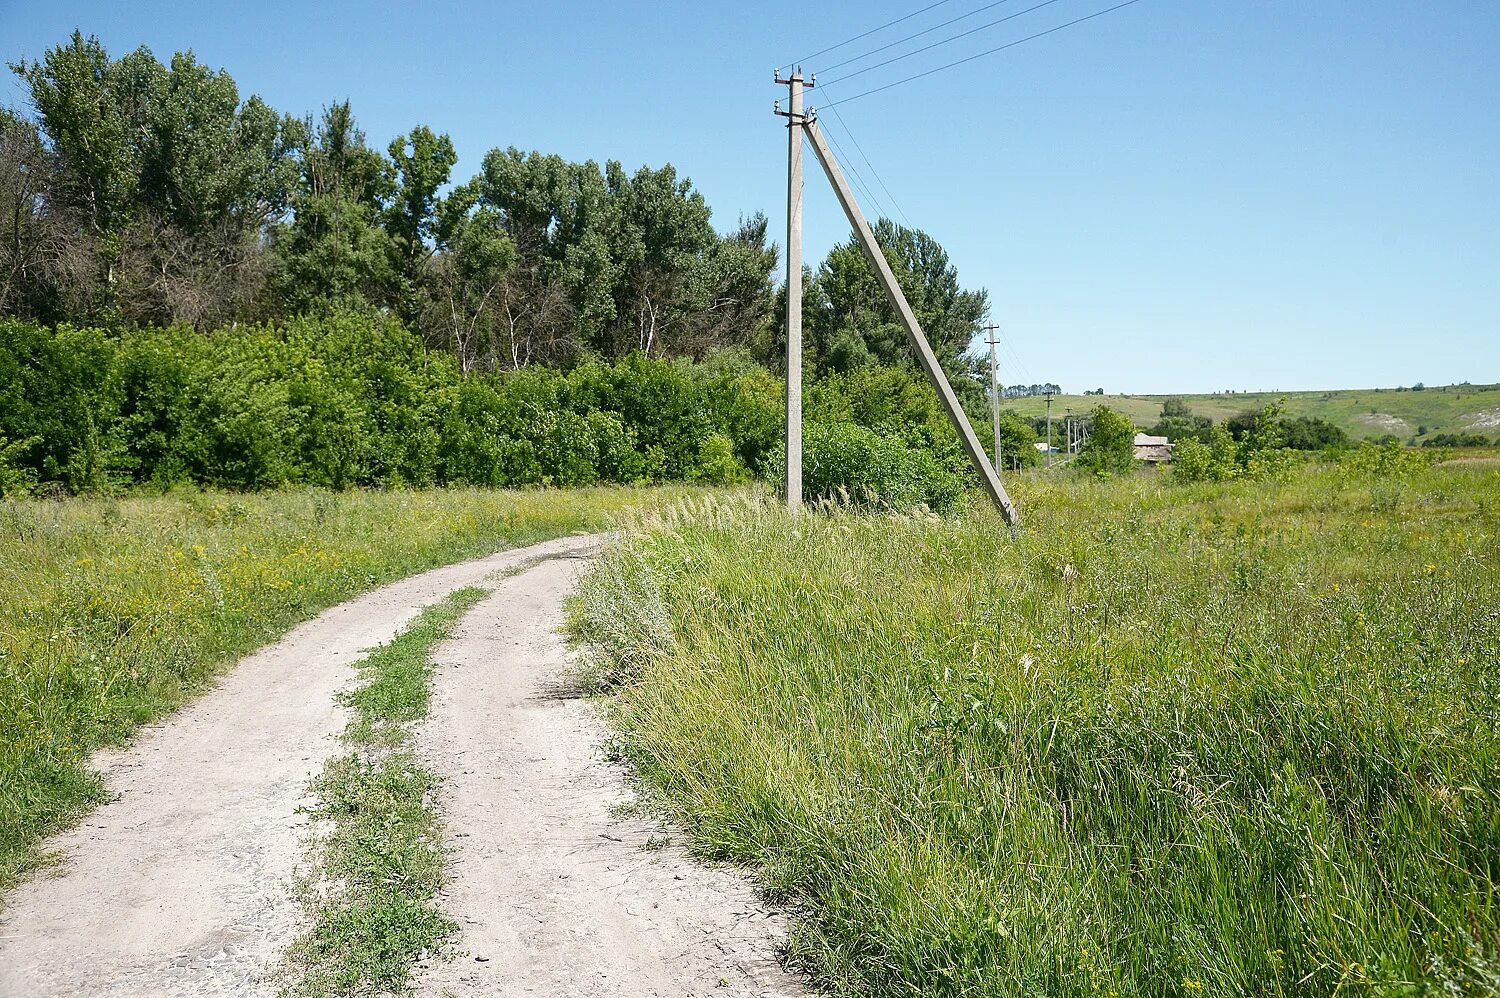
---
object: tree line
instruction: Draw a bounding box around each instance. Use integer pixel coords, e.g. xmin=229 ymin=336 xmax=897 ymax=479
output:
xmin=1 ymin=31 xmax=1033 ymax=385
xmin=0 ymin=315 xmax=1048 ymax=498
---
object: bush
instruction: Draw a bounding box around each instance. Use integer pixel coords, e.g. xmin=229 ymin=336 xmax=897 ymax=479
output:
xmin=1075 ymin=406 xmax=1135 ymax=476
xmin=0 ymin=435 xmax=39 ymax=496
xmin=1341 ymin=439 xmax=1437 ymax=479
xmin=1173 ymin=424 xmax=1240 ymax=482
xmin=773 ymin=422 xmax=964 ymax=514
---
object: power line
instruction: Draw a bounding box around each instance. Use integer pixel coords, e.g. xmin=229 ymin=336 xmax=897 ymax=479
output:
xmin=818 ymin=95 xmax=914 ymax=228
xmin=779 ymin=0 xmax=960 ymax=72
xmin=820 ymin=0 xmax=1147 ymax=108
xmin=821 ymin=0 xmax=1069 ymax=87
xmin=818 ymin=122 xmax=893 ymax=222
xmin=820 ymin=0 xmax=1019 ymax=74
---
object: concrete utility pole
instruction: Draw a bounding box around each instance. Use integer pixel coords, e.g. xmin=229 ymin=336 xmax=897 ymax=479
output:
xmin=983 ymin=324 xmax=1002 ymax=472
xmin=773 ymin=70 xmax=809 ymax=511
xmin=801 ymin=117 xmax=1019 ymax=524
xmin=1045 ymin=393 xmax=1054 ymax=469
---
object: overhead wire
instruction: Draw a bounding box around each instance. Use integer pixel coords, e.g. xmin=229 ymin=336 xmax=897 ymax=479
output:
xmin=816 ymin=93 xmax=914 ymax=229
xmin=778 ymin=0 xmax=960 ymax=73
xmin=816 ymin=121 xmax=893 ymax=223
xmin=819 ymin=0 xmax=1020 ymax=74
xmin=819 ymin=0 xmax=1069 ymax=87
xmin=819 ymin=0 xmax=1147 ymax=107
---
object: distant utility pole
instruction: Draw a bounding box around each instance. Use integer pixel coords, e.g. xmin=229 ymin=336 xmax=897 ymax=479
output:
xmin=780 ymin=97 xmax=1018 ymax=523
xmin=1045 ymin=393 xmax=1054 ymax=469
xmin=983 ymin=324 xmax=1002 ymax=472
xmin=774 ymin=69 xmax=811 ymax=512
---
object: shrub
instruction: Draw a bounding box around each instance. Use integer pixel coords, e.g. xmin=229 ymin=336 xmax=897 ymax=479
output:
xmin=774 ymin=422 xmax=965 ymax=514
xmin=0 ymin=435 xmax=39 ymax=497
xmin=689 ymin=433 xmax=750 ymax=485
xmin=1173 ymin=424 xmax=1240 ymax=482
xmin=1341 ymin=439 xmax=1437 ymax=479
xmin=1075 ymin=405 xmax=1135 ymax=476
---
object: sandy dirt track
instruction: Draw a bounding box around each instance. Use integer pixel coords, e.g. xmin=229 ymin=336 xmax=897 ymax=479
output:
xmin=411 ymin=555 xmax=804 ymax=998
xmin=0 ymin=535 xmax=598 ymax=996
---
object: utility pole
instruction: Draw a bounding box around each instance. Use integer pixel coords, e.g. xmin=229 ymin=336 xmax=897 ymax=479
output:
xmin=983 ymin=324 xmax=1002 ymax=472
xmin=800 ymin=116 xmax=1019 ymax=524
xmin=1045 ymin=393 xmax=1053 ymax=469
xmin=774 ymin=69 xmax=810 ymax=511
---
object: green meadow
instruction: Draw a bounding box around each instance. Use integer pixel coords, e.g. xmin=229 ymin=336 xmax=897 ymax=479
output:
xmin=1001 ymin=384 xmax=1500 ymax=441
xmin=573 ymin=462 xmax=1500 ymax=996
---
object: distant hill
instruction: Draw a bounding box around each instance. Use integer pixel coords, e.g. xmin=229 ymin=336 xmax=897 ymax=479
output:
xmin=998 ymin=384 xmax=1500 ymax=442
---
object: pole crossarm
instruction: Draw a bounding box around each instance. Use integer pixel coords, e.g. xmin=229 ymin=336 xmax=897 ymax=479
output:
xmin=800 ymin=118 xmax=1020 ymax=525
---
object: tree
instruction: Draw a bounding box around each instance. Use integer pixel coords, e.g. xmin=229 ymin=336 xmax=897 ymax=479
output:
xmin=385 ymin=124 xmax=456 ymax=323
xmin=12 ymin=35 xmax=300 ymax=324
xmin=1075 ymin=405 xmax=1135 ymax=476
xmin=0 ymin=108 xmax=89 ymax=320
xmin=12 ymin=33 xmax=158 ymax=304
xmin=274 ymin=102 xmax=396 ymax=314
xmin=994 ymin=411 xmax=1039 ymax=471
xmin=805 ymin=219 xmax=987 ymax=377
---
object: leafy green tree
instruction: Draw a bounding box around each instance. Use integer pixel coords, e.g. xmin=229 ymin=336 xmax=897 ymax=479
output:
xmin=422 ymin=193 xmax=519 ymax=370
xmin=1075 ymin=405 xmax=1136 ymax=476
xmin=804 ymin=219 xmax=987 ymax=377
xmin=12 ymin=33 xmax=158 ymax=302
xmin=274 ymin=102 xmax=397 ymax=314
xmin=994 ymin=412 xmax=1040 ymax=471
xmin=1280 ymin=416 xmax=1347 ymax=451
xmin=12 ymin=35 xmax=300 ymax=324
xmin=385 ymin=124 xmax=457 ymax=324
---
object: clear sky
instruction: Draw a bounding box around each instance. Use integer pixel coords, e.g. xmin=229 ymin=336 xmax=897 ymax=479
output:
xmin=2 ymin=0 xmax=1496 ymax=394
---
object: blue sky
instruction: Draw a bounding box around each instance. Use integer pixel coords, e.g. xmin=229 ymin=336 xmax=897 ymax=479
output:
xmin=2 ymin=0 xmax=1495 ymax=393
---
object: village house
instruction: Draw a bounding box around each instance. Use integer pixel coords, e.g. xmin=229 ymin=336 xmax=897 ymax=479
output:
xmin=1133 ymin=432 xmax=1173 ymax=464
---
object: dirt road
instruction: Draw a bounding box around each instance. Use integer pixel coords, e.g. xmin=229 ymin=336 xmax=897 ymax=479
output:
xmin=0 ymin=535 xmax=800 ymax=996
xmin=411 ymin=554 xmax=802 ymax=997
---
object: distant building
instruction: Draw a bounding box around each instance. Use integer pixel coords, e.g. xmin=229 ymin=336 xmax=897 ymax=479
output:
xmin=1133 ymin=432 xmax=1173 ymax=464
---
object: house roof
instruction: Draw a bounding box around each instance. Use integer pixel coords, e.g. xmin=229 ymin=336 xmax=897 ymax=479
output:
xmin=1133 ymin=433 xmax=1171 ymax=447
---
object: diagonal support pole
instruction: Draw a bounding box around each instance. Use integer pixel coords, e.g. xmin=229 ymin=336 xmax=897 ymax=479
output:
xmin=802 ymin=117 xmax=1020 ymax=525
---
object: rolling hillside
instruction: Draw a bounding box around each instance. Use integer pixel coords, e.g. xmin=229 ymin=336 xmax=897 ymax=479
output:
xmin=997 ymin=383 xmax=1500 ymax=441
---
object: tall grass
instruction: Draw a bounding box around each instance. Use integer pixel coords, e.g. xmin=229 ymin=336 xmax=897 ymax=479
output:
xmin=0 ymin=485 xmax=688 ymax=891
xmin=572 ymin=465 xmax=1500 ymax=996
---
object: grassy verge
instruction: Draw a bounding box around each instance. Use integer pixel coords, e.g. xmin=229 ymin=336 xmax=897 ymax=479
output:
xmin=284 ymin=588 xmax=484 ymax=997
xmin=0 ymin=484 xmax=692 ymax=893
xmin=572 ymin=465 xmax=1500 ymax=996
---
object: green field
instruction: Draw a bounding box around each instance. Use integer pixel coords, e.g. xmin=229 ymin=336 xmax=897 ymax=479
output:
xmin=0 ymin=485 xmax=686 ymax=892
xmin=574 ymin=464 xmax=1500 ymax=996
xmin=1000 ymin=383 xmax=1500 ymax=440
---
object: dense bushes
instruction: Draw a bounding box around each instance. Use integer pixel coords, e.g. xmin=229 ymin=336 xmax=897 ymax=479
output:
xmin=0 ymin=317 xmax=1035 ymax=512
xmin=0 ymin=317 xmax=778 ymax=492
xmin=770 ymin=422 xmax=965 ymax=514
xmin=1174 ymin=404 xmax=1303 ymax=483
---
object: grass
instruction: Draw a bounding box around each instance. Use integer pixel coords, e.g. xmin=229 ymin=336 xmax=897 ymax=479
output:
xmin=0 ymin=484 xmax=691 ymax=894
xmin=572 ymin=463 xmax=1500 ymax=996
xmin=284 ymin=588 xmax=484 ymax=997
xmin=999 ymin=383 xmax=1500 ymax=441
